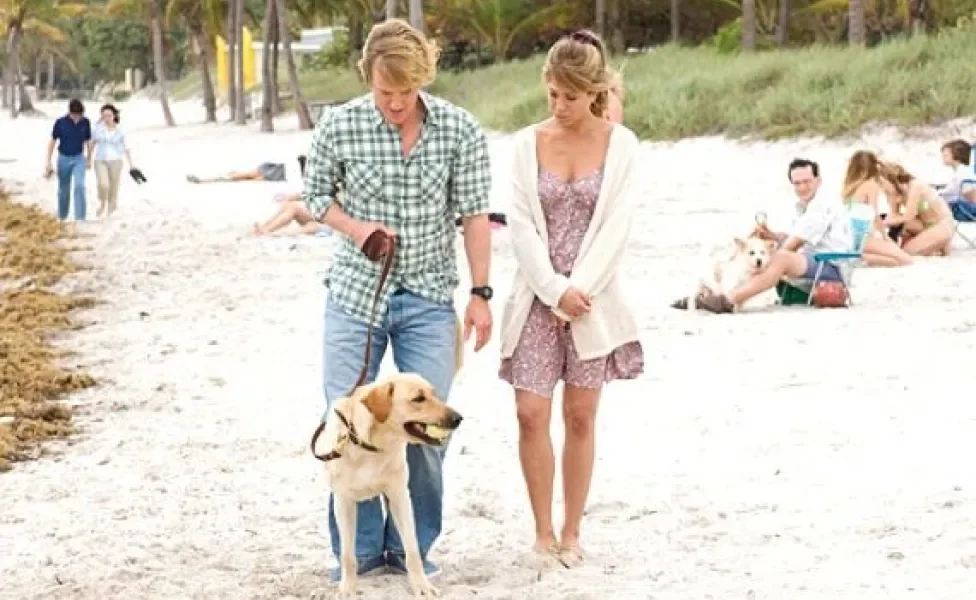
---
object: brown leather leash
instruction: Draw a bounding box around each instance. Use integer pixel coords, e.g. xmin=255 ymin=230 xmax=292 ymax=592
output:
xmin=310 ymin=230 xmax=397 ymax=462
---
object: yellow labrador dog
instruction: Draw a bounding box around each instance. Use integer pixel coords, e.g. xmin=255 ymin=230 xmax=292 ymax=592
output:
xmin=318 ymin=373 xmax=463 ymax=598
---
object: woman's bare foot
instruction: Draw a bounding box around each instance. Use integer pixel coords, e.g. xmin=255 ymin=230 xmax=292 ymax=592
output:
xmin=530 ymin=536 xmax=563 ymax=568
xmin=557 ymin=536 xmax=585 ymax=568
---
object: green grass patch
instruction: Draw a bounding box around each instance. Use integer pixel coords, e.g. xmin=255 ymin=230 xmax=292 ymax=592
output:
xmin=172 ymin=27 xmax=976 ymax=140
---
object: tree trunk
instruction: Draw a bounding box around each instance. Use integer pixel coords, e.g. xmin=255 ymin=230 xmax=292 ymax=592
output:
xmin=192 ymin=27 xmax=218 ymax=122
xmin=6 ymin=25 xmax=20 ymax=118
xmin=608 ymin=0 xmax=624 ymax=53
xmin=595 ymin=0 xmax=606 ymax=39
xmin=671 ymin=0 xmax=680 ymax=42
xmin=386 ymin=0 xmax=397 ymax=19
xmin=226 ymin=0 xmax=238 ymax=121
xmin=407 ymin=0 xmax=424 ymax=34
xmin=848 ymin=0 xmax=866 ymax=45
xmin=149 ymin=0 xmax=176 ymax=126
xmin=34 ymin=55 xmax=41 ymax=93
xmin=274 ymin=0 xmax=313 ymax=129
xmin=234 ymin=0 xmax=247 ymax=124
xmin=46 ymin=53 xmax=54 ymax=100
xmin=270 ymin=10 xmax=281 ymax=114
xmin=908 ymin=0 xmax=926 ymax=34
xmin=775 ymin=0 xmax=791 ymax=47
xmin=17 ymin=54 xmax=34 ymax=115
xmin=260 ymin=0 xmax=275 ymax=132
xmin=741 ymin=0 xmax=757 ymax=51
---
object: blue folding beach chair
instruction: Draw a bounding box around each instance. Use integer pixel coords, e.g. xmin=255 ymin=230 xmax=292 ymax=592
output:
xmin=805 ymin=205 xmax=874 ymax=307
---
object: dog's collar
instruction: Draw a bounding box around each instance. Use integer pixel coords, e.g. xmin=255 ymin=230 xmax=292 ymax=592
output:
xmin=319 ymin=408 xmax=381 ymax=462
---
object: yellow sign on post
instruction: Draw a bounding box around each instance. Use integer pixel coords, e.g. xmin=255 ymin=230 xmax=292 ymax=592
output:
xmin=215 ymin=28 xmax=257 ymax=100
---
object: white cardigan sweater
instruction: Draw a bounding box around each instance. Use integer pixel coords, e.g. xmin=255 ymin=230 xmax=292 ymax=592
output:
xmin=500 ymin=123 xmax=643 ymax=361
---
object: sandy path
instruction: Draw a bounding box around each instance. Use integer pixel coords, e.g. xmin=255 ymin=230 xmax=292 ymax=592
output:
xmin=1 ymin=101 xmax=975 ymax=600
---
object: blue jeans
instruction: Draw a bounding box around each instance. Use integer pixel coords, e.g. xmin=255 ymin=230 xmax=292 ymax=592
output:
xmin=322 ymin=289 xmax=457 ymax=565
xmin=56 ymin=153 xmax=87 ymax=221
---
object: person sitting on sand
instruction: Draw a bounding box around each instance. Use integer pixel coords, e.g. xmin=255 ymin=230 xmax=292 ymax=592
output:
xmin=841 ymin=151 xmax=912 ymax=267
xmin=252 ymin=155 xmax=331 ymax=236
xmin=879 ymin=161 xmax=954 ymax=256
xmin=693 ymin=158 xmax=854 ymax=314
xmin=252 ymin=192 xmax=331 ymax=236
xmin=937 ymin=139 xmax=976 ymax=222
xmin=187 ymin=161 xmax=287 ymax=184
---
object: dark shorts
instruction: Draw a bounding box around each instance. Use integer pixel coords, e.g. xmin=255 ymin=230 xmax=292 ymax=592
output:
xmin=257 ymin=162 xmax=286 ymax=181
xmin=950 ymin=200 xmax=976 ymax=223
xmin=802 ymin=255 xmax=843 ymax=281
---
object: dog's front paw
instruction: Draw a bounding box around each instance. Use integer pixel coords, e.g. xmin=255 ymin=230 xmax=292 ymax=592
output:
xmin=335 ymin=579 xmax=357 ymax=598
xmin=410 ymin=576 xmax=440 ymax=597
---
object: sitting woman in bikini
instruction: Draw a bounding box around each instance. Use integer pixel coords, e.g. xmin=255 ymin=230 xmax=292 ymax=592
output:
xmin=841 ymin=150 xmax=912 ymax=267
xmin=879 ymin=161 xmax=954 ymax=256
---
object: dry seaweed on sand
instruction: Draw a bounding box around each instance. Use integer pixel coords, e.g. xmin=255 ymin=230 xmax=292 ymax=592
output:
xmin=0 ymin=195 xmax=96 ymax=472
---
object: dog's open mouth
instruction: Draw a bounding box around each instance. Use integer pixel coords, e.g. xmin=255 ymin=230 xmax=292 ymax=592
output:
xmin=404 ymin=422 xmax=455 ymax=445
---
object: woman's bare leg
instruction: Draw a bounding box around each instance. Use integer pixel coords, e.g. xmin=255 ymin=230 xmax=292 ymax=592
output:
xmin=252 ymin=202 xmax=300 ymax=235
xmin=903 ymin=221 xmax=954 ymax=256
xmin=559 ymin=384 xmax=600 ymax=566
xmin=862 ymin=237 xmax=912 ymax=267
xmin=515 ymin=389 xmax=558 ymax=554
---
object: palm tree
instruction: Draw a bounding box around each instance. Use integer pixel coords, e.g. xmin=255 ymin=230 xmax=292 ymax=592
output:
xmin=671 ymin=0 xmax=680 ymax=42
xmin=436 ymin=0 xmax=566 ymax=60
xmin=226 ymin=0 xmax=237 ymax=120
xmin=386 ymin=0 xmax=396 ymax=19
xmin=775 ymin=0 xmax=790 ymax=46
xmin=408 ymin=0 xmax=423 ymax=33
xmin=741 ymin=0 xmax=757 ymax=50
xmin=259 ymin=0 xmax=275 ymax=132
xmin=848 ymin=0 xmax=865 ymax=44
xmin=106 ymin=0 xmax=175 ymax=125
xmin=233 ymin=0 xmax=246 ymax=124
xmin=1 ymin=0 xmax=84 ymax=117
xmin=274 ymin=0 xmax=312 ymax=129
xmin=165 ymin=0 xmax=222 ymax=122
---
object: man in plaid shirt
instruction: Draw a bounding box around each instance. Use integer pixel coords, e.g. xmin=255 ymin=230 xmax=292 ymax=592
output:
xmin=302 ymin=19 xmax=493 ymax=581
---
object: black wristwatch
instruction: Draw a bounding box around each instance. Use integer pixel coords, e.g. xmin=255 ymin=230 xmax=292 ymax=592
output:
xmin=471 ymin=286 xmax=493 ymax=301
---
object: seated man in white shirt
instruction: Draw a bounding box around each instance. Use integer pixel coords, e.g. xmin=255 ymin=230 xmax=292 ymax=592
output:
xmin=697 ymin=158 xmax=854 ymax=314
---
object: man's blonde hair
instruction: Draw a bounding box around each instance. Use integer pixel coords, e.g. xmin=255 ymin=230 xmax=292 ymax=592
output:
xmin=358 ymin=19 xmax=440 ymax=88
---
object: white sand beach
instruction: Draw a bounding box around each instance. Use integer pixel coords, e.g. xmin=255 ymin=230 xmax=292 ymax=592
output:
xmin=1 ymin=99 xmax=975 ymax=600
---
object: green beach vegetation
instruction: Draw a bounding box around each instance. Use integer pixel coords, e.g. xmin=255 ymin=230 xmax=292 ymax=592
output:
xmin=3 ymin=0 xmax=976 ymax=138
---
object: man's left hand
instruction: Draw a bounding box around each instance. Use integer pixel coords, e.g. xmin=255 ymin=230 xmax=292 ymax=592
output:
xmin=463 ymin=297 xmax=492 ymax=352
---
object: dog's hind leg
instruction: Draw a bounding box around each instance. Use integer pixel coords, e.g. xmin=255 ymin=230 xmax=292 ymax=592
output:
xmin=333 ymin=496 xmax=359 ymax=598
xmin=386 ymin=484 xmax=439 ymax=597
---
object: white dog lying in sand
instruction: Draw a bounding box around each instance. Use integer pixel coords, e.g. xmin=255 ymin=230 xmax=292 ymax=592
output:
xmin=675 ymin=236 xmax=779 ymax=312
xmin=316 ymin=373 xmax=463 ymax=598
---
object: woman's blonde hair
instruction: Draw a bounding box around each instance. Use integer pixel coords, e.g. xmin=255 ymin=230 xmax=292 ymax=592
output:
xmin=358 ymin=19 xmax=440 ymax=88
xmin=543 ymin=30 xmax=621 ymax=118
xmin=879 ymin=161 xmax=914 ymax=198
xmin=841 ymin=150 xmax=882 ymax=199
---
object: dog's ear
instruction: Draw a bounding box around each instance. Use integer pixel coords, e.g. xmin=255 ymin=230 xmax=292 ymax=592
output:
xmin=733 ymin=237 xmax=746 ymax=250
xmin=361 ymin=382 xmax=394 ymax=424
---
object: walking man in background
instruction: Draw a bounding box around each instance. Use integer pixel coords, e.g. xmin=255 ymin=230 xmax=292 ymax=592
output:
xmin=45 ymin=98 xmax=92 ymax=221
xmin=303 ymin=19 xmax=494 ymax=579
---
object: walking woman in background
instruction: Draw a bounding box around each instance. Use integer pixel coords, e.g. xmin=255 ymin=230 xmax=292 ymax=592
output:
xmin=90 ymin=103 xmax=133 ymax=217
xmin=499 ymin=30 xmax=644 ymax=568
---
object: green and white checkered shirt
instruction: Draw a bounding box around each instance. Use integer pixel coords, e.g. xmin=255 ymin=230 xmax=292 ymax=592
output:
xmin=302 ymin=92 xmax=492 ymax=327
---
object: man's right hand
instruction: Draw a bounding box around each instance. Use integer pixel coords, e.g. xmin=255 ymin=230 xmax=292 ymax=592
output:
xmin=350 ymin=220 xmax=396 ymax=252
xmin=43 ymin=163 xmax=54 ymax=179
xmin=557 ymin=287 xmax=592 ymax=319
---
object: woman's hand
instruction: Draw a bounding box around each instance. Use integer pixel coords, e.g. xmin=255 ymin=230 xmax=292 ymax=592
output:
xmin=557 ymin=287 xmax=592 ymax=319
